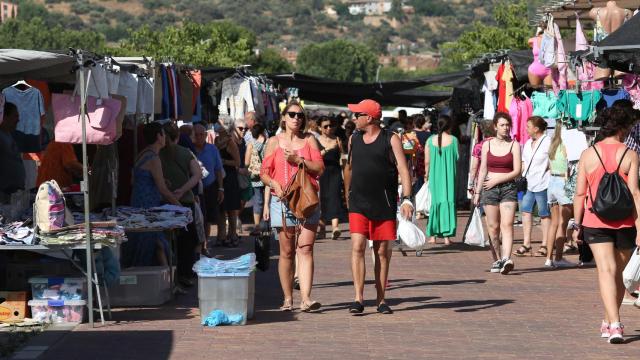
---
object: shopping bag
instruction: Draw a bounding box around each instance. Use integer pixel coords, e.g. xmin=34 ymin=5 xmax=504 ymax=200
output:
xmin=464 ymin=207 xmax=485 ymax=247
xmin=415 ymin=182 xmax=431 ymax=215
xmin=622 ymin=247 xmax=640 ymax=292
xmin=397 ymin=217 xmax=426 ymax=249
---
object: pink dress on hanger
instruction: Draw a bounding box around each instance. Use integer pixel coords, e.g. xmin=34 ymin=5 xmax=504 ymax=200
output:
xmin=509 ymin=97 xmax=533 ymax=144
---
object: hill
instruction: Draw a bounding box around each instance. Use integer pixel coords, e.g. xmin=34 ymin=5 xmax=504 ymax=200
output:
xmin=20 ymin=0 xmax=545 ymax=55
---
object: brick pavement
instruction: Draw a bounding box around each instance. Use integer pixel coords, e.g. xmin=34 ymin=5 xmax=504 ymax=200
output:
xmin=25 ymin=212 xmax=640 ymax=359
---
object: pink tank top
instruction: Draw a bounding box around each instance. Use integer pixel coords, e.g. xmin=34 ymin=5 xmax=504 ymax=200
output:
xmin=261 ymin=136 xmax=323 ymax=193
xmin=583 ymin=142 xmax=634 ymax=229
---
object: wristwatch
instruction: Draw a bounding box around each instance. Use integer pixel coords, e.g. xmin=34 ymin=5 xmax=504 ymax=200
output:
xmin=218 ymin=187 xmax=225 ymax=192
xmin=401 ymin=195 xmax=411 ymax=202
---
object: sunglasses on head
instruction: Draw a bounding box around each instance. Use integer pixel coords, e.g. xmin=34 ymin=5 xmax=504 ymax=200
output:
xmin=287 ymin=112 xmax=305 ymax=119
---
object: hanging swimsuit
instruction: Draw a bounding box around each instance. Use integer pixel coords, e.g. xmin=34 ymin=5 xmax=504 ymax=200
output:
xmin=557 ymin=90 xmax=602 ymax=123
xmin=531 ymin=91 xmax=559 ymax=119
xmin=528 ymin=37 xmax=551 ymax=78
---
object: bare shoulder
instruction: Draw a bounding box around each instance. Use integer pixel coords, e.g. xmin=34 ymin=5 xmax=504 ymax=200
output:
xmin=305 ymin=133 xmax=321 ymax=149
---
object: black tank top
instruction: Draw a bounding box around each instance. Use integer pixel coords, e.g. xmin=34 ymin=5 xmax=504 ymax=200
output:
xmin=349 ymin=129 xmax=398 ymax=220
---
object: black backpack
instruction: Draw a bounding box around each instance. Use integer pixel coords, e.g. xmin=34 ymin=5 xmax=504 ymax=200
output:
xmin=588 ymin=146 xmax=634 ymax=221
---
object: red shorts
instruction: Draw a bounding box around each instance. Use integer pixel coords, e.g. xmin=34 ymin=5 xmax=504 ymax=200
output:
xmin=349 ymin=213 xmax=396 ymax=241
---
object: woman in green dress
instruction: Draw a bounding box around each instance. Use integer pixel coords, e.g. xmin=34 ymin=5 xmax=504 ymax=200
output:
xmin=424 ymin=115 xmax=459 ymax=245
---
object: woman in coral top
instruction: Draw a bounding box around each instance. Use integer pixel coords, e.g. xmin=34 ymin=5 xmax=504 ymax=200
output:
xmin=573 ymin=107 xmax=640 ymax=344
xmin=260 ymin=101 xmax=324 ymax=312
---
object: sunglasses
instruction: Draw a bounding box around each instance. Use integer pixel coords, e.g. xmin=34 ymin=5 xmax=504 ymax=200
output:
xmin=353 ymin=112 xmax=366 ymax=118
xmin=322 ymin=124 xmax=336 ymax=129
xmin=287 ymin=112 xmax=305 ymax=119
xmin=236 ymin=127 xmax=246 ymax=132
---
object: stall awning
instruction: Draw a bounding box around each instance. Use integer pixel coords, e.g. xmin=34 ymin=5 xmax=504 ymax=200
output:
xmin=534 ymin=0 xmax=639 ymax=29
xmin=590 ymin=13 xmax=640 ymax=74
xmin=0 ymin=49 xmax=75 ymax=85
xmin=268 ymin=71 xmax=469 ymax=107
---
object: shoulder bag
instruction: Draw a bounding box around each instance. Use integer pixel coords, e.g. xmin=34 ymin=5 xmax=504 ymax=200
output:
xmin=282 ymin=162 xmax=319 ymax=220
xmin=515 ymin=136 xmax=545 ymax=192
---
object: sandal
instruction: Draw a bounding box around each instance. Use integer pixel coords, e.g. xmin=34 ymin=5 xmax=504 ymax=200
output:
xmin=300 ymin=300 xmax=321 ymax=312
xmin=332 ymin=229 xmax=341 ymax=240
xmin=534 ymin=247 xmax=547 ymax=257
xmin=280 ymin=299 xmax=293 ymax=312
xmin=514 ymin=245 xmax=532 ymax=257
xmin=563 ymin=244 xmax=578 ymax=254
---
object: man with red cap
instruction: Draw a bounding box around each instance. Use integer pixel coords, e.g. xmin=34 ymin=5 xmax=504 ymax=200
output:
xmin=344 ymin=99 xmax=414 ymax=314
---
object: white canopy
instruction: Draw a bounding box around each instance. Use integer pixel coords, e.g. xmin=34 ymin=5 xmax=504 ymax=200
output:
xmin=0 ymin=49 xmax=76 ymax=84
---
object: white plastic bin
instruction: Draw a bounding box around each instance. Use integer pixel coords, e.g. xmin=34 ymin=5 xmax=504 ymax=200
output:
xmin=108 ymin=266 xmax=171 ymax=306
xmin=28 ymin=277 xmax=87 ymax=301
xmin=28 ymin=299 xmax=86 ymax=324
xmin=198 ymin=272 xmax=255 ymax=325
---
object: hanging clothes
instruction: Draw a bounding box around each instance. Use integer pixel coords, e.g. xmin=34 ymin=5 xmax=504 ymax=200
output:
xmin=509 ymin=96 xmax=533 ymax=144
xmin=218 ymin=75 xmax=255 ymax=122
xmin=496 ymin=62 xmax=514 ymax=113
xmin=575 ymin=17 xmax=599 ymax=90
xmin=106 ymin=65 xmax=120 ymax=95
xmin=160 ymin=65 xmax=171 ymax=120
xmin=2 ymin=85 xmax=44 ymax=136
xmin=623 ymin=74 xmax=640 ymax=110
xmin=482 ymin=71 xmax=498 ymax=120
xmin=178 ymin=71 xmax=194 ymax=120
xmin=598 ymin=89 xmax=631 ymax=109
xmin=190 ymin=70 xmax=202 ymax=122
xmin=556 ymin=90 xmax=602 ymax=123
xmin=531 ymin=91 xmax=559 ymax=119
xmin=116 ymin=71 xmax=139 ymax=114
xmin=551 ymin=22 xmax=568 ymax=92
xmin=136 ymin=77 xmax=154 ymax=115
xmin=154 ymin=65 xmax=164 ymax=114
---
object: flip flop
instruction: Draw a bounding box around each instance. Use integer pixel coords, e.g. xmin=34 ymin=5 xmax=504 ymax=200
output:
xmin=300 ymin=300 xmax=321 ymax=312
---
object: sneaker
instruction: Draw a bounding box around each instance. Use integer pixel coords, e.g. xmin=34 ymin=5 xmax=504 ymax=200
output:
xmin=348 ymin=301 xmax=364 ymax=314
xmin=500 ymin=259 xmax=514 ymax=275
xmin=490 ymin=260 xmax=503 ymax=273
xmin=600 ymin=321 xmax=610 ymax=338
xmin=608 ymin=323 xmax=624 ymax=344
xmin=578 ymin=260 xmax=596 ymax=267
xmin=544 ymin=259 xmax=556 ymax=269
xmin=553 ymin=259 xmax=577 ymax=268
xmin=634 ymin=298 xmax=640 ymax=309
xmin=377 ymin=303 xmax=393 ymax=314
xmin=622 ymin=297 xmax=636 ymax=306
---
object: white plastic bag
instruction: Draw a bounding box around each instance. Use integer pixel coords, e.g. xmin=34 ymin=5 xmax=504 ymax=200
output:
xmin=397 ymin=217 xmax=426 ymax=249
xmin=415 ymin=182 xmax=431 ymax=215
xmin=623 ymin=247 xmax=640 ymax=292
xmin=464 ymin=207 xmax=485 ymax=247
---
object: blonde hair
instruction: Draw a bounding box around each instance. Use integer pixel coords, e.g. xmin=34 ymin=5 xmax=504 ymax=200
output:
xmin=549 ymin=120 xmax=563 ymax=160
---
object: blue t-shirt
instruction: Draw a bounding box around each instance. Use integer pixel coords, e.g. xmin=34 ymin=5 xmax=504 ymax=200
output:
xmin=196 ymin=143 xmax=223 ymax=187
xmin=2 ymin=86 xmax=45 ymax=136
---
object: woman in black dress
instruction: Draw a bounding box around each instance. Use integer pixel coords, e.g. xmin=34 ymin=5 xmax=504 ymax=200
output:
xmin=214 ymin=123 xmax=242 ymax=247
xmin=318 ymin=116 xmax=345 ymax=239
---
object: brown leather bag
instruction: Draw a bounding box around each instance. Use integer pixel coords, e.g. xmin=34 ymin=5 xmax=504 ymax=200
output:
xmin=282 ymin=163 xmax=319 ymax=219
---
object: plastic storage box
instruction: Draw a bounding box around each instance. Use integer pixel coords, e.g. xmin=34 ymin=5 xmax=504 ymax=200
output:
xmin=28 ymin=300 xmax=86 ymax=323
xmin=108 ymin=266 xmax=171 ymax=306
xmin=29 ymin=277 xmax=87 ymax=301
xmin=198 ymin=272 xmax=255 ymax=325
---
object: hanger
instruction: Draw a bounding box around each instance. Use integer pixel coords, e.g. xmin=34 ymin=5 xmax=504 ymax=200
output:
xmin=12 ymin=79 xmax=32 ymax=90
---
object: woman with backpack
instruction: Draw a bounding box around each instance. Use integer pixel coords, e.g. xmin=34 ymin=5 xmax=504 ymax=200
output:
xmin=572 ymin=107 xmax=640 ymax=344
xmin=245 ymin=122 xmax=268 ymax=234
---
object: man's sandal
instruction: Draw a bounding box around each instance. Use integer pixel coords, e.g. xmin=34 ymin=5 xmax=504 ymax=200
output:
xmin=534 ymin=247 xmax=547 ymax=257
xmin=514 ymin=245 xmax=532 ymax=256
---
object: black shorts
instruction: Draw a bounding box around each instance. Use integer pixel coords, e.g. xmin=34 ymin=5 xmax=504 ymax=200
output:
xmin=582 ymin=226 xmax=636 ymax=250
xmin=480 ymin=181 xmax=517 ymax=206
xmin=202 ymin=183 xmax=219 ymax=223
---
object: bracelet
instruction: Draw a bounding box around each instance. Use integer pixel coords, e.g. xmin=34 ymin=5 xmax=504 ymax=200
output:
xmin=401 ymin=199 xmax=414 ymax=208
xmin=571 ymin=222 xmax=581 ymax=230
xmin=218 ymin=187 xmax=224 ymax=192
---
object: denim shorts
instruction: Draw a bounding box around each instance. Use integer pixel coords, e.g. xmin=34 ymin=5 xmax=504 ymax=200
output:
xmin=547 ymin=176 xmax=572 ymax=206
xmin=269 ymin=196 xmax=320 ymax=228
xmin=521 ymin=189 xmax=550 ymax=217
xmin=481 ymin=181 xmax=518 ymax=206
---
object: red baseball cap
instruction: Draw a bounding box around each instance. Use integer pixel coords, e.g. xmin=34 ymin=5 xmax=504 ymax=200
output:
xmin=348 ymin=99 xmax=382 ymax=120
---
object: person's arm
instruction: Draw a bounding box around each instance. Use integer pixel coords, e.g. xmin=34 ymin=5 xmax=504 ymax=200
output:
xmin=147 ymin=156 xmax=180 ymax=205
xmin=344 ymin=135 xmax=352 ymax=208
xmin=300 ymin=135 xmax=325 ymax=176
xmin=423 ymin=136 xmax=431 ymax=182
xmin=263 ymin=186 xmax=271 ymax=221
xmin=473 ymin=141 xmax=489 ymax=206
xmin=483 ymin=141 xmax=522 ymax=189
xmin=390 ymin=133 xmax=413 ymax=219
xmin=469 ymin=156 xmax=479 ymax=191
xmin=174 ymin=156 xmax=203 ymax=199
xmin=626 ymin=150 xmax=640 ymax=247
xmin=259 ymin=137 xmax=284 ymax=197
xmin=572 ymin=152 xmax=588 ymax=243
xmin=244 ymin=142 xmax=254 ymax=169
xmin=212 ymin=148 xmax=225 ymax=204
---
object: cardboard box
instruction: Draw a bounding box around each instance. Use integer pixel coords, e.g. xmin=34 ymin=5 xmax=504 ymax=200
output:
xmin=0 ymin=291 xmax=27 ymax=323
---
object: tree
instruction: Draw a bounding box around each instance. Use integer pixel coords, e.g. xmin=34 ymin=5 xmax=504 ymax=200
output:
xmin=297 ymin=40 xmax=378 ymax=82
xmin=389 ymin=0 xmax=406 ymax=22
xmin=252 ymin=48 xmax=293 ymax=74
xmin=440 ymin=0 xmax=531 ymax=66
xmin=0 ymin=17 xmax=105 ymax=51
xmin=119 ymin=21 xmax=257 ymax=67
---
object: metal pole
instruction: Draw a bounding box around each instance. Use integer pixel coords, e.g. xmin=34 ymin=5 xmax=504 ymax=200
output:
xmin=375 ymin=65 xmax=382 ymax=82
xmin=79 ymin=53 xmax=94 ymax=327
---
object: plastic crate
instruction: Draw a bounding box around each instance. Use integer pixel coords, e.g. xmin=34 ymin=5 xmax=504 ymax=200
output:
xmin=108 ymin=266 xmax=171 ymax=306
xmin=28 ymin=299 xmax=86 ymax=324
xmin=28 ymin=277 xmax=87 ymax=301
xmin=197 ymin=272 xmax=255 ymax=325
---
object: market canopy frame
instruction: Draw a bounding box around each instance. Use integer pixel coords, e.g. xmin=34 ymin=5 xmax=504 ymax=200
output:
xmin=533 ymin=0 xmax=639 ymax=29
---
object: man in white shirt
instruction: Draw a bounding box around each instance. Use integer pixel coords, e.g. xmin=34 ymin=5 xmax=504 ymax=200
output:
xmin=516 ymin=117 xmax=551 ymax=257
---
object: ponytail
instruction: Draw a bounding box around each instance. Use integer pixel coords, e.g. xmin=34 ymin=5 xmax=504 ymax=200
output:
xmin=438 ymin=131 xmax=444 ymax=155
xmin=436 ymin=115 xmax=453 ymax=155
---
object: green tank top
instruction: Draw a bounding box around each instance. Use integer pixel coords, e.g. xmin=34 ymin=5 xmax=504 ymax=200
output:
xmin=549 ymin=145 xmax=567 ymax=175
